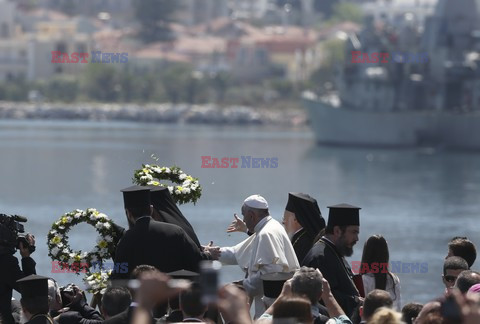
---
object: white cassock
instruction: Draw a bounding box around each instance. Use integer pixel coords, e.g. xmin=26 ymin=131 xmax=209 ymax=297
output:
xmin=220 ymin=216 xmax=300 ymax=318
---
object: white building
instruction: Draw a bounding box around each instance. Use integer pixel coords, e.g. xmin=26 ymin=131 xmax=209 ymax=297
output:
xmin=0 ymin=0 xmax=28 ymax=80
xmin=229 ymin=0 xmax=273 ymax=19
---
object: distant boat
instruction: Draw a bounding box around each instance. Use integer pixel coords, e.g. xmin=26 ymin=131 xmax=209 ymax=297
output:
xmin=304 ymin=0 xmax=480 ymax=150
xmin=303 ymin=91 xmax=480 ymax=149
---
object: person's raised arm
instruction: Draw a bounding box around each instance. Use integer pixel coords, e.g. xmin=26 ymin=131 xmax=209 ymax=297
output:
xmin=321 ymin=278 xmax=345 ymax=318
xmin=132 ymin=271 xmax=189 ymax=324
xmin=227 ymin=214 xmax=249 ymax=234
xmin=218 ymin=284 xmax=253 ymax=324
xmin=263 ymin=279 xmax=292 ymax=316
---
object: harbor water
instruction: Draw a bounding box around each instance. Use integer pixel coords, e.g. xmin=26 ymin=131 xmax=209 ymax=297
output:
xmin=1 ymin=120 xmax=480 ymax=305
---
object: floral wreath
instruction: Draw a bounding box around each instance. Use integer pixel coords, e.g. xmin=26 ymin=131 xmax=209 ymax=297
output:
xmin=83 ymin=270 xmax=111 ymax=295
xmin=47 ymin=208 xmax=117 ymax=274
xmin=133 ymin=164 xmax=202 ymax=205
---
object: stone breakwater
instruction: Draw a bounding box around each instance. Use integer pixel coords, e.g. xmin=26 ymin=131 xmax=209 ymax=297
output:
xmin=0 ymin=102 xmax=306 ymax=126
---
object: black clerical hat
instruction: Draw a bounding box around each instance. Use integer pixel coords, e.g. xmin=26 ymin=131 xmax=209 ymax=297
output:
xmin=121 ymin=185 xmax=151 ymax=209
xmin=167 ymin=269 xmax=199 ymax=277
xmin=149 ymin=186 xmax=170 ymax=205
xmin=327 ymin=203 xmax=361 ymax=227
xmin=285 ymin=192 xmax=326 ymax=237
xmin=16 ymin=275 xmax=49 ymax=298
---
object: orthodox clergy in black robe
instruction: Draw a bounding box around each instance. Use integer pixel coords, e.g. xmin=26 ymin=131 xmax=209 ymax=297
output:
xmin=17 ymin=275 xmax=58 ymax=324
xmin=150 ymin=187 xmax=202 ymax=248
xmin=303 ymin=237 xmax=359 ymax=318
xmin=110 ymin=186 xmax=215 ymax=261
xmin=290 ymin=228 xmax=314 ymax=265
xmin=285 ymin=192 xmax=326 ymax=264
xmin=111 ymin=186 xmax=203 ymax=280
xmin=302 ymin=204 xmax=361 ymax=318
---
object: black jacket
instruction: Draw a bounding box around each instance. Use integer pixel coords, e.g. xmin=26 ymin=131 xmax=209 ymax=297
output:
xmin=302 ymin=237 xmax=359 ymax=318
xmin=102 ymin=308 xmax=128 ymax=324
xmin=112 ymin=217 xmax=203 ymax=279
xmin=55 ymin=303 xmax=104 ymax=324
xmin=103 ymin=306 xmax=154 ymax=324
xmin=0 ymin=254 xmax=36 ymax=324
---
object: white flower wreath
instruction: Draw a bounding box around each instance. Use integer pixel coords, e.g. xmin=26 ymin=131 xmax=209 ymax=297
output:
xmin=47 ymin=208 xmax=118 ymax=273
xmin=83 ymin=270 xmax=112 ymax=295
xmin=133 ymin=164 xmax=202 ymax=205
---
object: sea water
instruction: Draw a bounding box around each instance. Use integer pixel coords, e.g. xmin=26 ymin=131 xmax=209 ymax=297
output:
xmin=1 ymin=120 xmax=479 ymax=305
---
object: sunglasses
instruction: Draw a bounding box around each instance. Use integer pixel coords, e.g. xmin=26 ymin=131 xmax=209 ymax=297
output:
xmin=444 ymin=275 xmax=457 ymax=283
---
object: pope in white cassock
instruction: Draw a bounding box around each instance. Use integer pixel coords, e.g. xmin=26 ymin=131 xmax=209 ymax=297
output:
xmin=219 ymin=194 xmax=300 ymax=318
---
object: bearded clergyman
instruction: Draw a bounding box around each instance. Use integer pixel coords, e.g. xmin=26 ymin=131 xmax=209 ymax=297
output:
xmin=302 ymin=203 xmax=362 ymax=318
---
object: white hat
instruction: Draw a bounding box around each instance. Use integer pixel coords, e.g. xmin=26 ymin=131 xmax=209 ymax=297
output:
xmin=244 ymin=194 xmax=269 ymax=209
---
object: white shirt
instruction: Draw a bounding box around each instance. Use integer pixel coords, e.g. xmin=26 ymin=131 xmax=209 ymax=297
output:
xmin=220 ymin=216 xmax=299 ymax=317
xmin=362 ymin=272 xmax=402 ymax=310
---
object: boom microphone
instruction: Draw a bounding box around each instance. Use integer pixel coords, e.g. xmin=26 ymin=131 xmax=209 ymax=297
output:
xmin=12 ymin=215 xmax=27 ymax=222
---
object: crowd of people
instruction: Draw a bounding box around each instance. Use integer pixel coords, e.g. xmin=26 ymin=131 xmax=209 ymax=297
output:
xmin=1 ymin=186 xmax=480 ymax=324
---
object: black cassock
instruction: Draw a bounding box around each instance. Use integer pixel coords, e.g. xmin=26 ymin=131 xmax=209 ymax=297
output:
xmin=291 ymin=228 xmax=315 ymax=265
xmin=111 ymin=187 xmax=213 ymax=261
xmin=150 ymin=187 xmax=202 ymax=248
xmin=302 ymin=237 xmax=359 ymax=318
xmin=112 ymin=217 xmax=202 ymax=279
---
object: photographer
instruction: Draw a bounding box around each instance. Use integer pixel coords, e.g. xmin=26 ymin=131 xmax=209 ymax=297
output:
xmin=53 ymin=284 xmax=104 ymax=324
xmin=0 ymin=229 xmax=36 ymax=324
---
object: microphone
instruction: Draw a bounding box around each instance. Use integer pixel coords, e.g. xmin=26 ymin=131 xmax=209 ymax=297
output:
xmin=12 ymin=215 xmax=27 ymax=222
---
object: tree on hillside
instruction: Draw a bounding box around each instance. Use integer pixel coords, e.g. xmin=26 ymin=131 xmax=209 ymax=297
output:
xmin=308 ymin=38 xmax=345 ymax=92
xmin=330 ymin=2 xmax=363 ymax=24
xmin=160 ymin=63 xmax=194 ymax=103
xmin=82 ymin=64 xmax=119 ymax=102
xmin=133 ymin=0 xmax=179 ymax=43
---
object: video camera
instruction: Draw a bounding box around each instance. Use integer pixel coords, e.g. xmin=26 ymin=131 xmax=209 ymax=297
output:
xmin=0 ymin=213 xmax=35 ymax=254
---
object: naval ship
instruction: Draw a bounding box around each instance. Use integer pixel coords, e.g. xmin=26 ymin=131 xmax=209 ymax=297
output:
xmin=303 ymin=0 xmax=480 ymax=149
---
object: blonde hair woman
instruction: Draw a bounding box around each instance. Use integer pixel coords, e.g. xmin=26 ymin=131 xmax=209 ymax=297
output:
xmin=368 ymin=307 xmax=404 ymax=324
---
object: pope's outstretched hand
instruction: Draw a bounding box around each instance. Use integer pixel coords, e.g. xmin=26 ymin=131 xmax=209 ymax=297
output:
xmin=203 ymin=241 xmax=221 ymax=260
xmin=226 ymin=214 xmax=247 ymax=233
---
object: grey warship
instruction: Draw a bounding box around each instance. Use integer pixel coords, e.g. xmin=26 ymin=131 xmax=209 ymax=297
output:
xmin=303 ymin=0 xmax=480 ymax=149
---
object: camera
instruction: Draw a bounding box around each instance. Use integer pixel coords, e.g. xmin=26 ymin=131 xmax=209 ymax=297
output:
xmin=0 ymin=213 xmax=35 ymax=254
xmin=60 ymin=283 xmax=76 ymax=295
xmin=59 ymin=284 xmax=87 ymax=308
xmin=199 ymin=260 xmax=221 ymax=304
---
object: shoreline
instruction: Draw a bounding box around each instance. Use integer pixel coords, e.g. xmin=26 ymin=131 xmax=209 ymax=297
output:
xmin=0 ymin=101 xmax=307 ymax=127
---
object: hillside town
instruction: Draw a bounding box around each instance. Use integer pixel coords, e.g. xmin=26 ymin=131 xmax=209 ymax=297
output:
xmin=0 ymin=0 xmax=439 ymax=124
